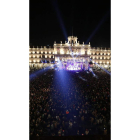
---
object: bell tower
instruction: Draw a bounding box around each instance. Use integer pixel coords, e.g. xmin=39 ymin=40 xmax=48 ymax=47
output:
xmin=67 ymin=36 xmax=78 ymax=44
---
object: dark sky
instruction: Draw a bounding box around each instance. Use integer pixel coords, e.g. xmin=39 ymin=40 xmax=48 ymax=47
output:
xmin=30 ymin=0 xmax=110 ymax=48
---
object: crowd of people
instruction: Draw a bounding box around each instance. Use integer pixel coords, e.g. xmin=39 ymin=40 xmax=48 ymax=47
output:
xmin=30 ymin=69 xmax=110 ymax=137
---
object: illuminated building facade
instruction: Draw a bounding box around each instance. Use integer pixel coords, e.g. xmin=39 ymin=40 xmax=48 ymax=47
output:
xmin=29 ymin=36 xmax=111 ymax=70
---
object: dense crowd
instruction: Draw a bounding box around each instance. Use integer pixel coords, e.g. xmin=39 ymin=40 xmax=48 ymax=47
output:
xmin=30 ymin=69 xmax=110 ymax=137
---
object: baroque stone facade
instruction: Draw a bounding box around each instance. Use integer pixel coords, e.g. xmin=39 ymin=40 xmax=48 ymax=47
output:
xmin=29 ymin=36 xmax=111 ymax=70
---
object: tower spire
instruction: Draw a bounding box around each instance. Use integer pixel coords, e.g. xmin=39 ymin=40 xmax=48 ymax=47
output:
xmin=72 ymin=27 xmax=73 ymax=36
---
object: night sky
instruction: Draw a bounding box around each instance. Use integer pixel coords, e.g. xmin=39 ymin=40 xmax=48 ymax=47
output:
xmin=30 ymin=0 xmax=110 ymax=48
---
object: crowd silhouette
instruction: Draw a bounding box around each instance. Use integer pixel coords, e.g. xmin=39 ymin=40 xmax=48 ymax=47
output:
xmin=30 ymin=69 xmax=110 ymax=137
